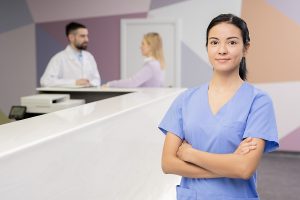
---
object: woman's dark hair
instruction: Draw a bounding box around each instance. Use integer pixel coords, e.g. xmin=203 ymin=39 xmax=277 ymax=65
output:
xmin=206 ymin=14 xmax=250 ymax=80
xmin=65 ymin=22 xmax=86 ymax=37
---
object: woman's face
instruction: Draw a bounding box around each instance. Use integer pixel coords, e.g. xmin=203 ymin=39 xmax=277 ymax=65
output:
xmin=207 ymin=22 xmax=248 ymax=74
xmin=140 ymin=39 xmax=151 ymax=57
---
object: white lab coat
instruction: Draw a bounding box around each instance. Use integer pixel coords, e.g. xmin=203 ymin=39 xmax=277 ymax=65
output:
xmin=40 ymin=45 xmax=101 ymax=87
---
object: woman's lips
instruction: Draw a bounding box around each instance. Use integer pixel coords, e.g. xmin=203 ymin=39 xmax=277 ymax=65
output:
xmin=216 ymin=58 xmax=230 ymax=63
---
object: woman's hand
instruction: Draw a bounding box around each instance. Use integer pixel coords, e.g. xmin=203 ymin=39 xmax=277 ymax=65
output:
xmin=76 ymin=79 xmax=90 ymax=86
xmin=101 ymin=84 xmax=109 ymax=88
xmin=234 ymin=137 xmax=257 ymax=155
xmin=177 ymin=141 xmax=193 ymax=162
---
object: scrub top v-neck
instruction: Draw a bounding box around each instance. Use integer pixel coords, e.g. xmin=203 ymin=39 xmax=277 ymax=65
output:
xmin=205 ymin=82 xmax=246 ymax=121
xmin=159 ymin=82 xmax=279 ymax=200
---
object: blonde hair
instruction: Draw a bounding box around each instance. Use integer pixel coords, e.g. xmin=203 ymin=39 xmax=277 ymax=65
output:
xmin=143 ymin=32 xmax=166 ymax=69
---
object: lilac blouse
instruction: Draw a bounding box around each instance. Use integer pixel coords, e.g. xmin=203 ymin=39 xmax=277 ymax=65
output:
xmin=107 ymin=57 xmax=164 ymax=88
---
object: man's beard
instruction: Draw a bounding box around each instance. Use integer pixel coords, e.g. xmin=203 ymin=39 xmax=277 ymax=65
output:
xmin=75 ymin=42 xmax=88 ymax=50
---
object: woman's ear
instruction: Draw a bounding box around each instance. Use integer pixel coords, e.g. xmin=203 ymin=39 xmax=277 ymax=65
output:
xmin=243 ymin=43 xmax=250 ymax=56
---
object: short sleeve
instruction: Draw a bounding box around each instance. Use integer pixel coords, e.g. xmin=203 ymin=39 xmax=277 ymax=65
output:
xmin=243 ymin=93 xmax=279 ymax=153
xmin=158 ymin=91 xmax=186 ymax=140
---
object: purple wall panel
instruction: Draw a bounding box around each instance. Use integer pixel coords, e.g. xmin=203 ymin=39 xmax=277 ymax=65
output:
xmin=279 ymin=127 xmax=300 ymax=152
xmin=36 ymin=25 xmax=65 ymax=86
xmin=181 ymin=42 xmax=212 ymax=87
xmin=267 ymin=0 xmax=300 ymax=25
xmin=0 ymin=0 xmax=33 ymax=33
xmin=37 ymin=21 xmax=69 ymax=46
xmin=36 ymin=12 xmax=147 ymax=84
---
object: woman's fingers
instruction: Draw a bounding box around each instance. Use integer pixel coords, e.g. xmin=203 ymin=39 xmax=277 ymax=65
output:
xmin=235 ymin=138 xmax=257 ymax=155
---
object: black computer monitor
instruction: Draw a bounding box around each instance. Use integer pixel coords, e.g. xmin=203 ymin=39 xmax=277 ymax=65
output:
xmin=9 ymin=106 xmax=26 ymax=120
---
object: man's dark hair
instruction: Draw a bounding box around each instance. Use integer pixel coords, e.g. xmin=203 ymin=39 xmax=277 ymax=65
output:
xmin=65 ymin=22 xmax=86 ymax=37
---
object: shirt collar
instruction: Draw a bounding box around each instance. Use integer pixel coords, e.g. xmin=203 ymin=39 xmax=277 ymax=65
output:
xmin=66 ymin=45 xmax=82 ymax=59
xmin=144 ymin=56 xmax=155 ymax=63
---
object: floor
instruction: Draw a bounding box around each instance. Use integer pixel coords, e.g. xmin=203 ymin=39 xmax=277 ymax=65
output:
xmin=257 ymin=151 xmax=300 ymax=200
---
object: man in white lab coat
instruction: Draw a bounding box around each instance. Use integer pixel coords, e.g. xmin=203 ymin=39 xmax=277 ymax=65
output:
xmin=40 ymin=22 xmax=101 ymax=87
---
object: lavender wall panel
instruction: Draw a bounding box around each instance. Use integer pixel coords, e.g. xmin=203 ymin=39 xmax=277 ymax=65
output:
xmin=181 ymin=42 xmax=212 ymax=87
xmin=36 ymin=25 xmax=65 ymax=86
xmin=0 ymin=0 xmax=33 ymax=33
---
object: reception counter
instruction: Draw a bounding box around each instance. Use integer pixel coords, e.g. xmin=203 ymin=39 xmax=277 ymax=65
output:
xmin=37 ymin=87 xmax=139 ymax=103
xmin=0 ymin=88 xmax=184 ymax=200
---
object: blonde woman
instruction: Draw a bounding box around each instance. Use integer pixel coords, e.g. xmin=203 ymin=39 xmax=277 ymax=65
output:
xmin=105 ymin=32 xmax=165 ymax=87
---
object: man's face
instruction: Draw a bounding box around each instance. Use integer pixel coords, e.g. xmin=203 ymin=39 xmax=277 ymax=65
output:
xmin=69 ymin=28 xmax=89 ymax=50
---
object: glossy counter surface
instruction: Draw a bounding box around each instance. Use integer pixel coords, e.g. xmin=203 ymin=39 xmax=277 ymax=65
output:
xmin=0 ymin=88 xmax=184 ymax=200
xmin=36 ymin=86 xmax=139 ymax=92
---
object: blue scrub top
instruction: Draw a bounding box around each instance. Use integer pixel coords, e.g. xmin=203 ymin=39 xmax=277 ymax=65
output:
xmin=159 ymin=82 xmax=279 ymax=200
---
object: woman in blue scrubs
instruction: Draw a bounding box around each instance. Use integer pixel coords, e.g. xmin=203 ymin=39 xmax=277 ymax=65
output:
xmin=159 ymin=14 xmax=279 ymax=200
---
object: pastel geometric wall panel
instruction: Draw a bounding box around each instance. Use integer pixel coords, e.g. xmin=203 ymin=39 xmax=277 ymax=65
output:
xmin=36 ymin=13 xmax=147 ymax=84
xmin=26 ymin=0 xmax=151 ymax=23
xmin=242 ymin=0 xmax=300 ymax=83
xmin=150 ymin=0 xmax=189 ymax=10
xmin=0 ymin=24 xmax=36 ymax=115
xmin=37 ymin=22 xmax=69 ymax=46
xmin=267 ymin=0 xmax=300 ymax=25
xmin=254 ymin=82 xmax=300 ymax=139
xmin=181 ymin=42 xmax=212 ymax=87
xmin=36 ymin=25 xmax=65 ymax=86
xmin=0 ymin=0 xmax=33 ymax=33
xmin=279 ymin=127 xmax=300 ymax=152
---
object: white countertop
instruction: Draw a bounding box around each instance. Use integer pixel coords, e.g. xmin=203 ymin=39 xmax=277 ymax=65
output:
xmin=0 ymin=88 xmax=184 ymax=158
xmin=36 ymin=86 xmax=139 ymax=92
xmin=0 ymin=88 xmax=184 ymax=199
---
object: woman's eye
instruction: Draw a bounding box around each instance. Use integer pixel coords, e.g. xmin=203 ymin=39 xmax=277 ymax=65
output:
xmin=210 ymin=41 xmax=218 ymax=45
xmin=228 ymin=41 xmax=237 ymax=45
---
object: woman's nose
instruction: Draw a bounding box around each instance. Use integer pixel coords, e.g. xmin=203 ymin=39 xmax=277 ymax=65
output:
xmin=218 ymin=44 xmax=228 ymax=55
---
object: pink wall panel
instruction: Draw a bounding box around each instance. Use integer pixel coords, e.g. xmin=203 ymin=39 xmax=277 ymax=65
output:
xmin=242 ymin=0 xmax=300 ymax=83
xmin=26 ymin=0 xmax=151 ymax=23
xmin=280 ymin=127 xmax=300 ymax=152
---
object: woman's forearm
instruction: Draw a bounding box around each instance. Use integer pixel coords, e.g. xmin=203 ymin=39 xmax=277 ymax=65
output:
xmin=162 ymin=133 xmax=222 ymax=178
xmin=188 ymin=150 xmax=248 ymax=179
xmin=162 ymin=154 xmax=222 ymax=178
xmin=181 ymin=139 xmax=265 ymax=179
